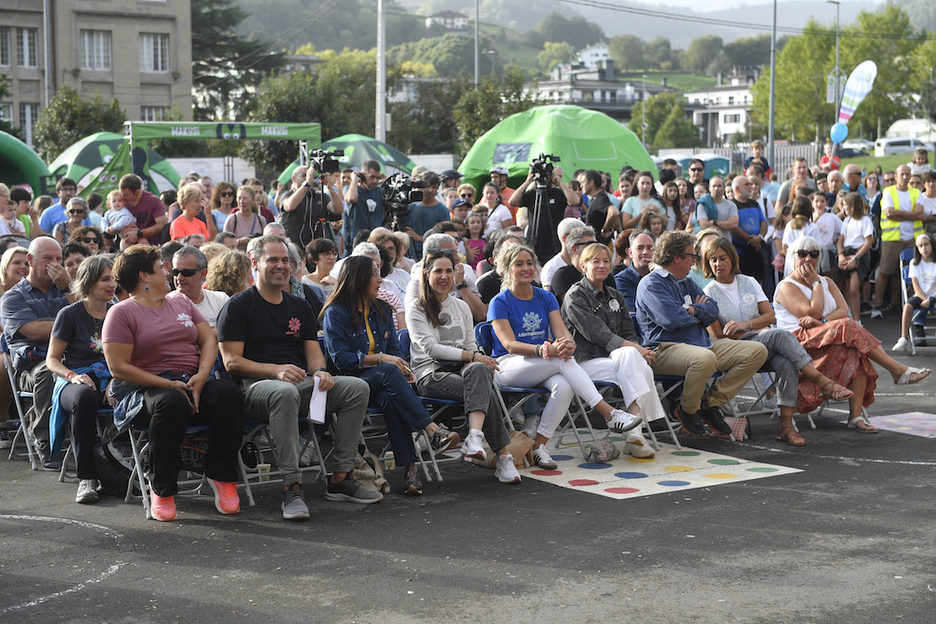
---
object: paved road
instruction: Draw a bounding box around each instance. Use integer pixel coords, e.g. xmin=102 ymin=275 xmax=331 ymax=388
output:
xmin=2 ymin=314 xmax=935 ymax=624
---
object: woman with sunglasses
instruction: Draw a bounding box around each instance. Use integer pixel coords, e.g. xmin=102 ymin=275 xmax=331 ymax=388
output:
xmin=774 ymin=236 xmax=932 ymax=434
xmin=68 ymin=226 xmax=105 ymax=255
xmin=409 ymin=250 xmax=521 ymax=483
xmin=209 ymin=183 xmax=236 ymax=233
xmin=54 ymin=198 xmax=91 ymax=247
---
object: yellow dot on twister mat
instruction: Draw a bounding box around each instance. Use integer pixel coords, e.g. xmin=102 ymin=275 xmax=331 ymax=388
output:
xmin=664 ymin=465 xmax=693 ymax=473
xmin=705 ymin=473 xmax=738 ymax=480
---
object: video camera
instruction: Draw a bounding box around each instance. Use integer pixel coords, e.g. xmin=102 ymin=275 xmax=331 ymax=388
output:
xmin=381 ymin=173 xmax=427 ymax=233
xmin=309 ymin=148 xmax=344 ymax=174
xmin=531 ymin=153 xmax=561 ymax=184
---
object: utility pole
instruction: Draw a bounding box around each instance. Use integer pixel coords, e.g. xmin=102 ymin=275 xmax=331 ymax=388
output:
xmin=768 ymin=0 xmax=777 ymax=171
xmin=641 ymin=74 xmax=647 ymax=148
xmin=376 ymin=0 xmax=386 ymax=141
xmin=827 ymin=0 xmax=841 ymax=122
xmin=474 ymin=0 xmax=480 ymax=86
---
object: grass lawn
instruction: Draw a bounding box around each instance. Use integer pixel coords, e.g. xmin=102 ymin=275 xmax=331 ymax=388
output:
xmin=841 ymin=152 xmax=914 ymax=173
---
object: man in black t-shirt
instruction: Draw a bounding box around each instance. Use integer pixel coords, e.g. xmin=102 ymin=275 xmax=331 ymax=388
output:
xmin=508 ymin=165 xmax=580 ymax=262
xmin=218 ymin=235 xmax=379 ymax=521
xmin=583 ymin=170 xmax=613 ymax=245
xmin=280 ymin=165 xmax=343 ymax=247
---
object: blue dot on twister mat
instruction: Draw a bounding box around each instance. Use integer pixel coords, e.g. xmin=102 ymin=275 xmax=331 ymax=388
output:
xmin=615 ymin=472 xmax=648 ymax=479
xmin=551 ymin=455 xmax=574 ymax=462
xmin=579 ymin=462 xmax=612 ymax=469
xmin=658 ymin=480 xmax=691 ymax=487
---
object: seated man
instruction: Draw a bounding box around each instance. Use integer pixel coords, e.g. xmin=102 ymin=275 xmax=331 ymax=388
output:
xmin=169 ymin=246 xmax=230 ymax=333
xmin=635 ymin=231 xmax=768 ymax=437
xmin=218 ymin=235 xmax=380 ymax=521
xmin=0 ymin=237 xmax=74 ymax=467
xmin=614 ymin=230 xmax=655 ymax=312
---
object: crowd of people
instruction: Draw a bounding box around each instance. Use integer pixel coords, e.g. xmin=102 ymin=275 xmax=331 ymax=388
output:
xmin=0 ymin=144 xmax=933 ymax=522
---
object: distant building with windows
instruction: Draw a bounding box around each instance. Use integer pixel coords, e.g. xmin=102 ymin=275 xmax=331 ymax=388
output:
xmin=577 ymin=45 xmax=610 ymax=69
xmin=425 ymin=11 xmax=469 ymax=31
xmin=282 ymin=53 xmax=325 ymax=74
xmin=523 ymin=60 xmax=673 ymax=123
xmin=1 ymin=0 xmax=193 ymax=147
xmin=683 ymin=66 xmax=759 ymax=147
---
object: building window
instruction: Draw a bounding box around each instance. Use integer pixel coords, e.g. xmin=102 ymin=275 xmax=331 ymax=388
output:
xmin=17 ymin=28 xmax=38 ymax=68
xmin=728 ymin=96 xmax=735 ymax=105
xmin=141 ymin=106 xmax=166 ymax=122
xmin=724 ymin=114 xmax=741 ymax=124
xmin=81 ymin=31 xmax=112 ymax=71
xmin=0 ymin=28 xmax=10 ymax=66
xmin=19 ymin=103 xmax=39 ymax=146
xmin=0 ymin=103 xmax=11 ymax=122
xmin=139 ymin=33 xmax=169 ymax=73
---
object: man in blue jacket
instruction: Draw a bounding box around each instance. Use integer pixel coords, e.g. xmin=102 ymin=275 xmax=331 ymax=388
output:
xmin=635 ymin=231 xmax=767 ymax=437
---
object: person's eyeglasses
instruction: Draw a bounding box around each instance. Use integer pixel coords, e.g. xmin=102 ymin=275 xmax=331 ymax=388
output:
xmin=171 ymin=268 xmax=200 ymax=278
xmin=68 ymin=210 xmax=85 ymax=215
xmin=796 ymin=250 xmax=821 ymax=259
xmin=220 ymin=191 xmax=234 ymax=197
xmin=460 ymin=193 xmax=473 ymax=198
xmin=689 ymin=167 xmax=704 ymax=172
xmin=80 ymin=237 xmax=96 ymax=244
xmin=681 ymin=252 xmax=701 ymax=261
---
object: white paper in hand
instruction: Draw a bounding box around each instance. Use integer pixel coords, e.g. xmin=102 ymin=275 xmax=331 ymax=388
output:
xmin=308 ymin=375 xmax=327 ymax=423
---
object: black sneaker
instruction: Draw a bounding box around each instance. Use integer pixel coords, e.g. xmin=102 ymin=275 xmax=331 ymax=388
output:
xmin=240 ymin=441 xmax=259 ymax=470
xmin=699 ymin=406 xmax=733 ymax=436
xmin=429 ymin=425 xmax=460 ymax=453
xmin=0 ymin=429 xmax=10 ymax=450
xmin=673 ymin=405 xmax=706 ymax=437
xmin=325 ymin=473 xmax=383 ymax=504
xmin=403 ymin=464 xmax=423 ymax=496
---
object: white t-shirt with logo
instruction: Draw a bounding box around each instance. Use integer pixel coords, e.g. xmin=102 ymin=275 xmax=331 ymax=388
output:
xmin=841 ymin=216 xmax=875 ymax=249
xmin=909 ymin=258 xmax=936 ymax=298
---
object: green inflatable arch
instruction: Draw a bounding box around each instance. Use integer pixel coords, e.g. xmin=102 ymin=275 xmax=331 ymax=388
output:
xmin=0 ymin=130 xmax=53 ymax=194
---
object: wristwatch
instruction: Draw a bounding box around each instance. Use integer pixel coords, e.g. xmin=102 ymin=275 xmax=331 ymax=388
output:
xmin=456 ymin=282 xmax=468 ymax=290
xmin=810 ymin=280 xmax=821 ymax=288
xmin=312 ymin=367 xmax=326 ymax=373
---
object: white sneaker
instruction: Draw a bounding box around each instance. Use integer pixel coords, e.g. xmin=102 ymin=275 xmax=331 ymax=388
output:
xmin=870 ymin=307 xmax=883 ymax=319
xmin=494 ymin=454 xmax=521 ymax=483
xmin=608 ymin=409 xmax=642 ymax=433
xmin=623 ymin=430 xmax=655 ymax=459
xmin=299 ymin=437 xmax=319 ymax=467
xmin=521 ymin=415 xmax=540 ymax=439
xmin=532 ymin=446 xmax=558 ymax=469
xmin=461 ymin=429 xmax=486 ymax=461
xmin=75 ymin=479 xmax=100 ymax=504
xmin=892 ymin=337 xmax=911 ymax=352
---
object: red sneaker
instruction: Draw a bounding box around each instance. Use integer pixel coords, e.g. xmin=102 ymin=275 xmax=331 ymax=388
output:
xmin=151 ymin=492 xmax=177 ymax=522
xmin=208 ymin=479 xmax=240 ymax=515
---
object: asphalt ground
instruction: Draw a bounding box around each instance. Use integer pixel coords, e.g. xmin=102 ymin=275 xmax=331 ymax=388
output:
xmin=1 ymin=312 xmax=935 ymax=624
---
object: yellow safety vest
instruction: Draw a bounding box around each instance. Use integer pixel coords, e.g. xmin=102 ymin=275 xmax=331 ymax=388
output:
xmin=880 ymin=186 xmax=922 ymax=241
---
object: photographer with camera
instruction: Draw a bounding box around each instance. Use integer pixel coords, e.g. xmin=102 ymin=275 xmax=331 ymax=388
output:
xmin=508 ymin=157 xmax=579 ymax=261
xmin=281 ymin=158 xmax=344 ymax=248
xmin=404 ymin=172 xmax=448 ymax=257
xmin=343 ymin=160 xmax=385 ymax=255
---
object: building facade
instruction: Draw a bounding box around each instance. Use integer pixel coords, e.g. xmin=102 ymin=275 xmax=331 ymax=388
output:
xmin=1 ymin=0 xmax=193 ymax=146
xmin=683 ymin=67 xmax=759 ymax=147
xmin=425 ymin=11 xmax=469 ymax=31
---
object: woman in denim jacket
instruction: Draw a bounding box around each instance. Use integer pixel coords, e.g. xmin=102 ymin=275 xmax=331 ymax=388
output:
xmin=321 ymin=255 xmax=459 ymax=496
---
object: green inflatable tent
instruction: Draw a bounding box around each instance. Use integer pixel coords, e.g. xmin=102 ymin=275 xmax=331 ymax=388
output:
xmin=459 ymin=105 xmax=657 ymax=194
xmin=0 ymin=130 xmax=54 ymax=194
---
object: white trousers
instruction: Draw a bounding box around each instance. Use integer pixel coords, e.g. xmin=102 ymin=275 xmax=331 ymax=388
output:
xmin=495 ymin=354 xmax=603 ymax=439
xmin=579 ymin=347 xmax=666 ymax=423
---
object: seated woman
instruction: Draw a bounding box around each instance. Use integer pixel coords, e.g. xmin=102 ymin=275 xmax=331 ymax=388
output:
xmin=54 ymin=198 xmax=90 ymax=246
xmin=408 ymin=250 xmax=521 ymax=484
xmin=702 ymin=237 xmax=853 ymax=446
xmin=488 ymin=244 xmax=641 ymax=470
xmin=68 ymin=226 xmax=105 ymax=255
xmin=893 ymin=233 xmax=936 ymax=352
xmin=46 ymin=257 xmax=116 ymax=503
xmin=774 ymin=236 xmax=932 ymax=434
xmin=560 ymin=243 xmax=665 ymax=458
xmin=102 ymin=245 xmax=246 ymax=521
xmin=303 ymin=238 xmax=338 ymax=296
xmin=321 ymin=255 xmax=460 ymax=497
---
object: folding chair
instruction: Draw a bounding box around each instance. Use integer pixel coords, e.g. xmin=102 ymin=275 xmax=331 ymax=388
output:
xmin=473 ymin=322 xmax=604 ymax=459
xmin=1 ymin=334 xmax=40 ymax=469
xmin=899 ymin=247 xmax=936 ymax=355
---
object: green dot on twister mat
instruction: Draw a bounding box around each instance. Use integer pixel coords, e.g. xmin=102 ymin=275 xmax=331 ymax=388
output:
xmin=708 ymin=459 xmax=739 ymax=465
xmin=672 ymin=451 xmax=700 ymax=456
xmin=746 ymin=467 xmax=778 ymax=473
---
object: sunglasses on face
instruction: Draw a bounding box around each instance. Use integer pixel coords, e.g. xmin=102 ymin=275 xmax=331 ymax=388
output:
xmin=171 ymin=268 xmax=200 ymax=278
xmin=689 ymin=167 xmax=704 ymax=172
xmin=460 ymin=193 xmax=474 ymax=198
xmin=219 ymin=191 xmax=234 ymax=197
xmin=80 ymin=237 xmax=96 ymax=244
xmin=796 ymin=249 xmax=821 ymax=259
xmin=69 ymin=210 xmax=85 ymax=215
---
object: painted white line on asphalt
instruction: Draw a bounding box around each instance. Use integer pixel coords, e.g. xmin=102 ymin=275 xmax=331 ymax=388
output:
xmin=0 ymin=514 xmax=125 ymax=614
xmin=737 ymin=443 xmax=936 ymax=466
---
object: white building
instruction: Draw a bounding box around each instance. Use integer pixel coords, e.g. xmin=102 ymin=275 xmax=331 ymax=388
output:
xmin=425 ymin=11 xmax=469 ymax=31
xmin=684 ymin=67 xmax=759 ymax=147
xmin=577 ymin=45 xmax=610 ymax=69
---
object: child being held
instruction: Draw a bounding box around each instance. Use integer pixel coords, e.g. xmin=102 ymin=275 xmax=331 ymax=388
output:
xmin=101 ymin=189 xmax=147 ymax=250
xmin=908 ymin=148 xmax=931 ymax=176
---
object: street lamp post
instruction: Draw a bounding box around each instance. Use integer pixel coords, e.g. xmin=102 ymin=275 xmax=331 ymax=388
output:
xmin=641 ymin=74 xmax=647 ymax=148
xmin=827 ymin=0 xmax=841 ymax=122
xmin=768 ymin=0 xmax=777 ymax=170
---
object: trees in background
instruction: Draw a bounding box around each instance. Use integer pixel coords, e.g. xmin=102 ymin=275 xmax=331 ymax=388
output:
xmin=32 ymin=85 xmax=124 ymax=162
xmin=453 ymin=68 xmax=536 ymax=155
xmin=628 ymin=92 xmax=701 ymax=149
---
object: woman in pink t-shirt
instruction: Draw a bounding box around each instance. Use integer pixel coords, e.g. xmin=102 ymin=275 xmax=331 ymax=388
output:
xmin=102 ymin=245 xmax=245 ymax=522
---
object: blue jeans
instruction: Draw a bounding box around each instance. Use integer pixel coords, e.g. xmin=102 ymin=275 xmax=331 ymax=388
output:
xmin=355 ymin=363 xmax=433 ymax=466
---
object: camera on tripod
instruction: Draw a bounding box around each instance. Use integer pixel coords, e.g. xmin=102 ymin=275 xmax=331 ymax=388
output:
xmin=309 ymin=149 xmax=344 ymax=174
xmin=531 ymin=153 xmax=560 ymax=184
xmin=381 ymin=173 xmax=428 ymax=232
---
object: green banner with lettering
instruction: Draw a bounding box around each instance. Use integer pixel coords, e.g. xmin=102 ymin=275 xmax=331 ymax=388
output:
xmin=125 ymin=122 xmax=321 ymax=143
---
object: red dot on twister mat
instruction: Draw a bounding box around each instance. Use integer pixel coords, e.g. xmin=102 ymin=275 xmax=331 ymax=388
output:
xmin=531 ymin=469 xmax=562 ymax=476
xmin=606 ymin=487 xmax=640 ymax=494
xmin=568 ymin=479 xmax=599 ymax=487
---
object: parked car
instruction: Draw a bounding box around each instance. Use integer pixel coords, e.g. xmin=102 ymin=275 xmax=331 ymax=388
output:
xmin=842 ymin=138 xmax=874 ymax=152
xmin=874 ymin=137 xmax=934 ymax=158
xmin=836 ymin=148 xmax=866 ymax=159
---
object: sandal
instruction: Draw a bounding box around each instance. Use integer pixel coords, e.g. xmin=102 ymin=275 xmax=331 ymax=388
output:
xmin=880 ymin=303 xmax=895 ymax=313
xmin=896 ymin=367 xmax=933 ymax=385
xmin=777 ymin=424 xmax=806 ymax=446
xmin=847 ymin=416 xmax=878 ymax=434
xmin=817 ymin=376 xmax=854 ymax=401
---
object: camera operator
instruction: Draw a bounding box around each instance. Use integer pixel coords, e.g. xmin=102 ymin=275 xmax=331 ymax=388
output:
xmin=343 ymin=159 xmax=385 ymax=252
xmin=281 ymin=165 xmax=343 ymax=247
xmin=508 ymin=161 xmax=579 ymax=259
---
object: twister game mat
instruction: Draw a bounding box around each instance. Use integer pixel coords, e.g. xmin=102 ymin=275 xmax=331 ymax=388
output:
xmin=521 ymin=436 xmax=801 ymax=500
xmin=867 ymin=412 xmax=936 ymax=438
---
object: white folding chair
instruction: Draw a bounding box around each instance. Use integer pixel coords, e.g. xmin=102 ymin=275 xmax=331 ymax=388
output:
xmin=1 ymin=334 xmax=40 ymax=469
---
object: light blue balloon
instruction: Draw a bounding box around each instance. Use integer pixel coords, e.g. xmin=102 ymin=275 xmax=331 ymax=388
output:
xmin=830 ymin=122 xmax=849 ymax=144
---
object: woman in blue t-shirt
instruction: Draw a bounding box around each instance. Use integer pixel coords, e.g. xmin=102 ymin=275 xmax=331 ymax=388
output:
xmin=487 ymin=245 xmax=642 ymax=470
